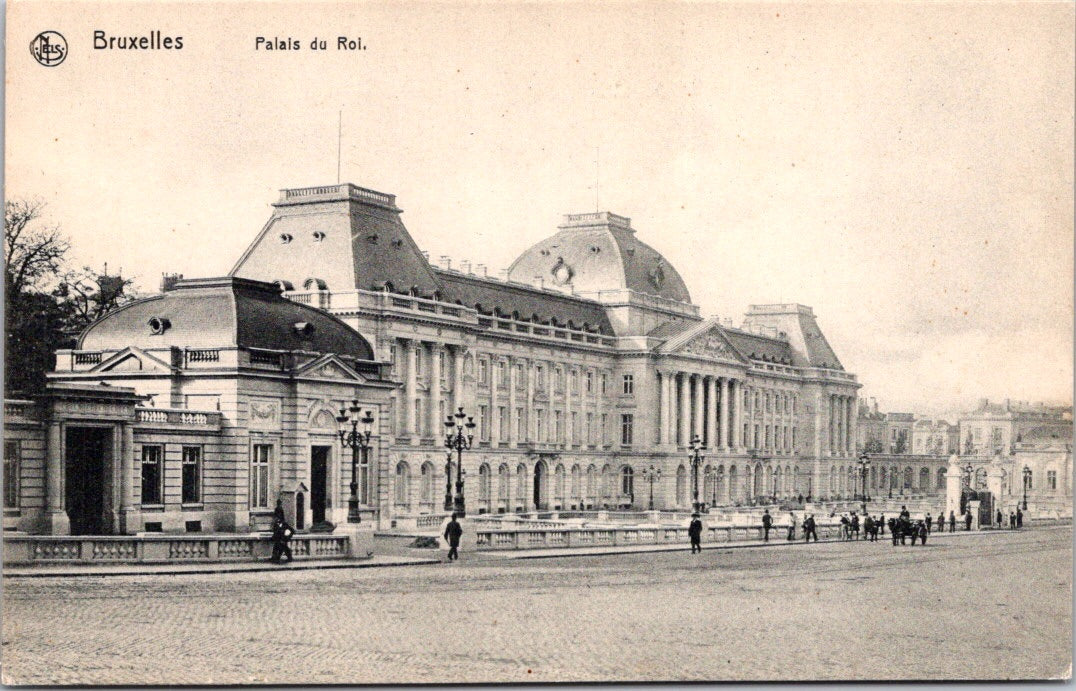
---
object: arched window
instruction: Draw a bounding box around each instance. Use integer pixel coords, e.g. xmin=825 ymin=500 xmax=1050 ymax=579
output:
xmin=773 ymin=466 xmax=782 ymax=497
xmin=600 ymin=464 xmax=614 ymax=501
xmin=570 ymin=464 xmax=582 ymax=502
xmin=753 ymin=464 xmax=764 ymax=498
xmin=497 ymin=463 xmax=510 ymax=509
xmin=273 ymin=279 xmax=295 ymax=292
xmin=620 ymin=465 xmax=634 ymax=497
xmin=919 ymin=467 xmax=930 ymax=490
xmin=586 ymin=464 xmax=597 ymax=504
xmin=515 ymin=464 xmax=527 ymax=510
xmin=715 ymin=466 xmax=726 ymax=505
xmin=703 ymin=464 xmax=713 ymax=504
xmin=728 ymin=465 xmax=738 ymax=502
xmin=420 ymin=462 xmax=435 ymax=506
xmin=829 ymin=466 xmax=837 ymax=494
xmin=676 ymin=465 xmax=688 ymax=507
xmin=903 ymin=467 xmax=914 ymax=489
xmin=554 ymin=464 xmax=566 ymax=507
xmin=936 ymin=467 xmax=946 ymax=490
xmin=395 ymin=461 xmax=411 ymax=508
xmin=303 ymin=277 xmax=328 ymax=291
xmin=879 ymin=466 xmax=887 ymax=489
xmin=478 ymin=463 xmax=491 ymax=505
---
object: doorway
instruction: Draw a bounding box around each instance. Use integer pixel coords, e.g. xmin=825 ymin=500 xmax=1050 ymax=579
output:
xmin=65 ymin=426 xmax=112 ymax=535
xmin=311 ymin=446 xmax=330 ymax=525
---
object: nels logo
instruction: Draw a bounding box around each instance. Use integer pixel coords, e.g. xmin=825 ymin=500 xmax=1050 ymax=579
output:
xmin=30 ymin=31 xmax=67 ymax=67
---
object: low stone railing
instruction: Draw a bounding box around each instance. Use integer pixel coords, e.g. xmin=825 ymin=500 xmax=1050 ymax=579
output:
xmin=3 ymin=533 xmax=354 ymax=566
xmin=474 ymin=520 xmax=848 ymax=551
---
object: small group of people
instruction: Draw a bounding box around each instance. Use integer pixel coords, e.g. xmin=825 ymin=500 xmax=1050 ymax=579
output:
xmin=995 ymin=507 xmax=1024 ymax=530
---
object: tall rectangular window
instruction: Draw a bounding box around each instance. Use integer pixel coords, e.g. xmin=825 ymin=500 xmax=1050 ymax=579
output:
xmin=250 ymin=444 xmax=271 ymax=509
xmin=439 ymin=351 xmax=447 ymax=384
xmin=516 ymin=407 xmax=524 ymax=440
xmin=536 ymin=409 xmax=545 ymax=442
xmin=479 ymin=405 xmax=490 ymax=442
xmin=181 ymin=446 xmax=202 ymax=504
xmin=536 ymin=365 xmax=545 ymax=389
xmin=586 ymin=370 xmax=593 ymax=393
xmin=621 ymin=414 xmax=634 ymax=446
xmin=390 ymin=344 xmax=398 ymax=376
xmin=1048 ymin=470 xmax=1057 ymax=491
xmin=3 ymin=440 xmax=19 ymax=508
xmin=555 ymin=411 xmax=562 ymax=442
xmin=415 ymin=348 xmax=424 ymax=378
xmin=601 ymin=414 xmax=608 ymax=444
xmin=141 ymin=445 xmax=164 ymax=505
xmin=498 ymin=406 xmax=508 ymax=441
xmin=601 ymin=373 xmax=608 ymax=395
xmin=571 ymin=411 xmax=578 ymax=443
xmin=622 ymin=374 xmax=634 ymax=395
xmin=497 ymin=360 xmax=507 ymax=389
xmin=586 ymin=412 xmax=593 ymax=444
xmin=478 ymin=358 xmax=489 ymax=385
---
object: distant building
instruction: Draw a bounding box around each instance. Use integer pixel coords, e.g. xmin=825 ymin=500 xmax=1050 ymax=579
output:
xmin=958 ymin=398 xmax=1072 ymax=456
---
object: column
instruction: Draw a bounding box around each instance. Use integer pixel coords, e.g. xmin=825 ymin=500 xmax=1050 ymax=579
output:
xmin=564 ymin=365 xmax=573 ymax=447
xmin=120 ymin=422 xmax=135 ymax=533
xmin=847 ymin=396 xmax=855 ymax=454
xmin=452 ymin=345 xmax=465 ymax=414
xmin=720 ymin=377 xmax=731 ymax=451
xmin=525 ymin=359 xmax=535 ymax=443
xmin=508 ymin=356 xmax=518 ymax=447
xmin=546 ymin=360 xmax=555 ymax=442
xmin=403 ymin=340 xmax=417 ymax=440
xmin=692 ymin=374 xmax=704 ymax=443
xmin=489 ymin=355 xmax=499 ymax=445
xmin=46 ymin=420 xmax=68 ymax=534
xmin=428 ymin=342 xmax=442 ymax=440
xmin=677 ymin=372 xmax=690 ymax=447
xmin=828 ymin=396 xmax=836 ymax=456
xmin=707 ymin=376 xmax=718 ymax=449
xmin=658 ymin=371 xmax=671 ymax=446
xmin=732 ymin=379 xmax=743 ymax=450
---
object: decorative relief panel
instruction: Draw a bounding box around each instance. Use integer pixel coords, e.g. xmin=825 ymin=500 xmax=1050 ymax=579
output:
xmin=249 ymin=399 xmax=281 ymax=430
xmin=680 ymin=330 xmax=738 ymax=361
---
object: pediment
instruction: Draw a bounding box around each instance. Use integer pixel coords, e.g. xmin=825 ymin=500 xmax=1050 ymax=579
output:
xmin=295 ymin=354 xmax=365 ymax=382
xmin=660 ymin=322 xmax=747 ymax=363
xmin=93 ymin=347 xmax=172 ymax=373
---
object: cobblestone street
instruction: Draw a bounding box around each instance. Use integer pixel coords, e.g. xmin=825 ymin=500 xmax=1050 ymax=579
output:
xmin=2 ymin=528 xmax=1070 ymax=684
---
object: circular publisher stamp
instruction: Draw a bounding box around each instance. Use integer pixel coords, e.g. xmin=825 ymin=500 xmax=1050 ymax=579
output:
xmin=30 ymin=31 xmax=67 ymax=67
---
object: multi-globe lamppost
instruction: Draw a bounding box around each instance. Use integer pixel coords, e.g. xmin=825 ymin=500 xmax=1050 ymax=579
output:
xmin=642 ymin=465 xmax=662 ymax=510
xmin=857 ymin=454 xmax=871 ymax=502
xmin=689 ymin=434 xmax=704 ymax=513
xmin=443 ymin=407 xmax=476 ymax=517
xmin=1022 ymin=465 xmax=1031 ymax=510
xmin=336 ymin=401 xmax=375 ymax=524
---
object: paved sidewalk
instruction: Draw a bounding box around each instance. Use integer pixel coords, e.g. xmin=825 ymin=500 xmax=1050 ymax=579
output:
xmin=2 ymin=553 xmax=440 ymax=578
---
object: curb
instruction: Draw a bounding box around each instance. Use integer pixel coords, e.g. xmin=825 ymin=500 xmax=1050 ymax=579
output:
xmin=2 ymin=556 xmax=441 ymax=579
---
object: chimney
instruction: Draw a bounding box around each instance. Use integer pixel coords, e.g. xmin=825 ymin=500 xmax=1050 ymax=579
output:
xmin=533 ymin=275 xmax=545 ymax=290
xmin=161 ymin=273 xmax=183 ymax=292
xmin=460 ymin=260 xmax=472 ymax=274
xmin=439 ymin=255 xmax=452 ymax=270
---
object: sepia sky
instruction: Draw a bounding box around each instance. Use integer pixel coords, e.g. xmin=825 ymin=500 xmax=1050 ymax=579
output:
xmin=6 ymin=1 xmax=1074 ymax=416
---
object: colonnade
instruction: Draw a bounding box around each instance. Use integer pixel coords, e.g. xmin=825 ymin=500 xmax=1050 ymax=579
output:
xmin=657 ymin=371 xmax=742 ymax=450
xmin=827 ymin=394 xmax=856 ymax=457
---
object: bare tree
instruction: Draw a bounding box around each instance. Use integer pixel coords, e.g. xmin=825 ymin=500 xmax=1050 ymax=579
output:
xmin=5 ymin=199 xmax=71 ymax=300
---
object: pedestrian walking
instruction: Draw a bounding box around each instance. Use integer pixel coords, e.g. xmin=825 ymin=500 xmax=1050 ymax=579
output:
xmin=889 ymin=518 xmax=899 ymax=545
xmin=762 ymin=509 xmax=773 ymax=542
xmin=949 ymin=510 xmax=956 ymax=532
xmin=688 ymin=513 xmax=703 ymax=554
xmin=803 ymin=514 xmax=818 ymax=542
xmin=444 ymin=512 xmax=463 ymax=561
xmin=918 ymin=521 xmax=928 ymax=545
xmin=786 ymin=512 xmax=796 ymax=541
xmin=839 ymin=514 xmax=850 ymax=541
xmin=996 ymin=509 xmax=1003 ymax=528
xmin=851 ymin=512 xmax=861 ymax=540
xmin=864 ymin=514 xmax=875 ymax=542
xmin=270 ymin=512 xmax=294 ymax=564
xmin=925 ymin=513 xmax=933 ymax=533
xmin=1009 ymin=511 xmax=1016 ymax=529
xmin=1016 ymin=507 xmax=1023 ymax=528
xmin=964 ymin=511 xmax=973 ymax=531
xmin=879 ymin=513 xmax=885 ymax=536
xmin=909 ymin=521 xmax=920 ymax=546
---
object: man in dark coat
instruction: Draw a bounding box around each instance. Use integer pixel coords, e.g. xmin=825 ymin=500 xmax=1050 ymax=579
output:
xmin=889 ymin=518 xmax=899 ymax=545
xmin=762 ymin=510 xmax=773 ymax=542
xmin=900 ymin=505 xmax=910 ymax=520
xmin=863 ymin=514 xmax=875 ymax=542
xmin=688 ymin=513 xmax=703 ymax=553
xmin=270 ymin=515 xmax=294 ymax=563
xmin=879 ymin=513 xmax=886 ymax=536
xmin=964 ymin=511 xmax=973 ymax=531
xmin=803 ymin=514 xmax=818 ymax=542
xmin=949 ymin=511 xmax=956 ymax=532
xmin=1016 ymin=507 xmax=1023 ymax=528
xmin=918 ymin=521 xmax=928 ymax=545
xmin=444 ymin=513 xmax=463 ymax=561
xmin=1009 ymin=511 xmax=1016 ymax=529
xmin=925 ymin=513 xmax=933 ymax=533
xmin=996 ymin=509 xmax=1003 ymax=528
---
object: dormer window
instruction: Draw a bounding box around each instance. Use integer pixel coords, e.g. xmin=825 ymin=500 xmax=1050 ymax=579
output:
xmin=312 ymin=231 xmax=326 ymax=242
xmin=147 ymin=316 xmax=171 ymax=335
xmin=279 ymin=233 xmax=293 ymax=244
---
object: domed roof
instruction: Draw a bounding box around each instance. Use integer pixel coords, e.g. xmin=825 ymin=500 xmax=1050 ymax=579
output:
xmin=78 ymin=277 xmax=374 ymax=360
xmin=506 ymin=212 xmax=691 ymax=304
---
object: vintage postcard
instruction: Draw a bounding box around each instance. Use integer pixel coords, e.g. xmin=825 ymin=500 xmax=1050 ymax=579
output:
xmin=3 ymin=0 xmax=1073 ymax=684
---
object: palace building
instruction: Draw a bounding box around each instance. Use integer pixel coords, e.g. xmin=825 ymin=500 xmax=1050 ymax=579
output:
xmin=4 ymin=183 xmax=862 ymax=535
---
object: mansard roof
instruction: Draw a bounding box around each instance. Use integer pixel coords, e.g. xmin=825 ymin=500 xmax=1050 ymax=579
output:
xmin=78 ymin=277 xmax=375 ymax=360
xmin=721 ymin=328 xmax=795 ymax=365
xmin=434 ymin=269 xmax=613 ymax=335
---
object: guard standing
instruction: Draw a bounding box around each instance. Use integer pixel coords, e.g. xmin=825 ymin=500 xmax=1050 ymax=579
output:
xmin=925 ymin=513 xmax=933 ymax=533
xmin=964 ymin=511 xmax=973 ymax=531
xmin=1016 ymin=507 xmax=1023 ymax=528
xmin=949 ymin=511 xmax=956 ymax=532
xmin=762 ymin=509 xmax=773 ymax=542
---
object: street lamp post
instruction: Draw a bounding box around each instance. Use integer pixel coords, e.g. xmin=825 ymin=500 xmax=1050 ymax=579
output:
xmin=1022 ymin=465 xmax=1031 ymax=510
xmin=857 ymin=454 xmax=871 ymax=503
xmin=336 ymin=401 xmax=375 ymax=524
xmin=444 ymin=407 xmax=476 ymax=517
xmin=642 ymin=465 xmax=662 ymax=510
xmin=689 ymin=435 xmax=704 ymax=513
